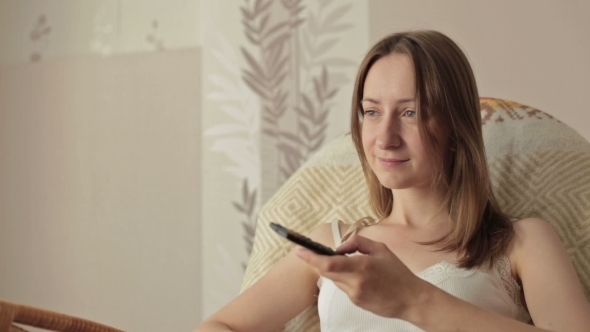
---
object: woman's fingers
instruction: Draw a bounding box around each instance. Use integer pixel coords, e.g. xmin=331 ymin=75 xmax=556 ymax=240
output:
xmin=295 ymin=247 xmax=353 ymax=274
xmin=295 ymin=235 xmax=396 ymax=278
xmin=336 ymin=235 xmax=388 ymax=256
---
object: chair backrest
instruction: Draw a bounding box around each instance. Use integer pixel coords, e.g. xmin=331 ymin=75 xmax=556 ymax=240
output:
xmin=241 ymin=98 xmax=590 ymax=332
xmin=0 ymin=300 xmax=124 ymax=332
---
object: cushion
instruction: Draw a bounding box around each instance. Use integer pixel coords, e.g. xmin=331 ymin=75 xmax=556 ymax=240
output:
xmin=241 ymin=98 xmax=590 ymax=331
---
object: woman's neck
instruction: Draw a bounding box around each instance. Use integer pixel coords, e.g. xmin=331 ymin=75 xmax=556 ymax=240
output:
xmin=384 ymin=186 xmax=449 ymax=229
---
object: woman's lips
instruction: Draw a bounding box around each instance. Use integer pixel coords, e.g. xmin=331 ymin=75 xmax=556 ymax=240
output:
xmin=378 ymin=158 xmax=409 ymax=167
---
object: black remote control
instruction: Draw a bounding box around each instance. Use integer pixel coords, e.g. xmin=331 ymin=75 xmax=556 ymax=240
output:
xmin=269 ymin=222 xmax=341 ymax=256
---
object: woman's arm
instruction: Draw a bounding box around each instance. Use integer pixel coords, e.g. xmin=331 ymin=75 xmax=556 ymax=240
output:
xmin=194 ymin=223 xmax=335 ymax=332
xmin=510 ymin=218 xmax=590 ymax=330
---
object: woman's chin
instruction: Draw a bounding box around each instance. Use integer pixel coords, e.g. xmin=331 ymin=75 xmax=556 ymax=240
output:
xmin=378 ymin=179 xmax=412 ymax=190
xmin=377 ymin=177 xmax=433 ymax=190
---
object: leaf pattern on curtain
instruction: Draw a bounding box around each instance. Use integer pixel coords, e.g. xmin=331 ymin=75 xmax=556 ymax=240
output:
xmin=207 ymin=0 xmax=357 ymax=268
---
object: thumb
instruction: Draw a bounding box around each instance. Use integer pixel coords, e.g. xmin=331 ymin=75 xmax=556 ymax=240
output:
xmin=336 ymin=235 xmax=387 ymax=256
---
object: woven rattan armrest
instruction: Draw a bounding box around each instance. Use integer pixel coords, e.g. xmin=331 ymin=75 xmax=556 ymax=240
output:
xmin=0 ymin=300 xmax=124 ymax=332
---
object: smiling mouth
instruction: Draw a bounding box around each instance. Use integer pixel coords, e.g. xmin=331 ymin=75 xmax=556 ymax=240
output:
xmin=378 ymin=158 xmax=409 ymax=167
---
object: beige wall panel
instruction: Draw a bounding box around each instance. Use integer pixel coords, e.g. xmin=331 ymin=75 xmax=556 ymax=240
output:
xmin=0 ymin=49 xmax=202 ymax=331
xmin=368 ymin=0 xmax=590 ymax=141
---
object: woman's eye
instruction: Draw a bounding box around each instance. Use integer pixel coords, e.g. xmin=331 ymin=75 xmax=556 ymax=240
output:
xmin=363 ymin=110 xmax=377 ymax=116
xmin=404 ymin=110 xmax=416 ymax=117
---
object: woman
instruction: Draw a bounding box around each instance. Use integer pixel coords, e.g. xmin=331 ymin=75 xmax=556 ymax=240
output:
xmin=196 ymin=30 xmax=590 ymax=331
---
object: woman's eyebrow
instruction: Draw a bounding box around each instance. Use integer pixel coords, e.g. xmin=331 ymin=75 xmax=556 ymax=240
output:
xmin=361 ymin=97 xmax=415 ymax=104
xmin=361 ymin=97 xmax=380 ymax=104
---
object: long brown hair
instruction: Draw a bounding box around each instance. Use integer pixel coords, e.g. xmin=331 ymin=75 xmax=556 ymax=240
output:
xmin=350 ymin=30 xmax=513 ymax=269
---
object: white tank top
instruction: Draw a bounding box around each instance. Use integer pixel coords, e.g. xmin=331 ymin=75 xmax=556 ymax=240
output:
xmin=317 ymin=220 xmax=531 ymax=331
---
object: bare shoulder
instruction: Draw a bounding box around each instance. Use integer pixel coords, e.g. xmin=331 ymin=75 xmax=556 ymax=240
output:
xmin=511 ymin=217 xmax=560 ymax=244
xmin=510 ymin=218 xmax=562 ymax=252
xmin=507 ymin=218 xmax=590 ymax=330
xmin=506 ymin=217 xmax=564 ymax=279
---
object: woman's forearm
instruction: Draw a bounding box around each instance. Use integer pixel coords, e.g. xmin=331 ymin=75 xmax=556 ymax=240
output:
xmin=406 ymin=284 xmax=550 ymax=332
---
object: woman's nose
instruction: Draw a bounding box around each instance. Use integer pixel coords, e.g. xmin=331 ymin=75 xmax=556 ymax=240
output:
xmin=375 ymin=119 xmax=402 ymax=150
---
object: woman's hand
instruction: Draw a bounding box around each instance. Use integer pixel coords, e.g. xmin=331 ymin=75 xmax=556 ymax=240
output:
xmin=296 ymin=234 xmax=431 ymax=320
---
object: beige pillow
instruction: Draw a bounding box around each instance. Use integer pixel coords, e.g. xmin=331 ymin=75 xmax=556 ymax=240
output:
xmin=241 ymin=98 xmax=590 ymax=331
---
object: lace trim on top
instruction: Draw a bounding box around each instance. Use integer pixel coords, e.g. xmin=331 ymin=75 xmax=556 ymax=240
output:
xmin=416 ymin=260 xmax=477 ymax=283
xmin=317 ymin=276 xmax=323 ymax=289
xmin=495 ymin=255 xmax=524 ymax=307
xmin=416 ymin=255 xmax=523 ymax=308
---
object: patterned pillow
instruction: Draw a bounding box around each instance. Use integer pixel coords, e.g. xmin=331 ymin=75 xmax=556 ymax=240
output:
xmin=241 ymin=98 xmax=590 ymax=331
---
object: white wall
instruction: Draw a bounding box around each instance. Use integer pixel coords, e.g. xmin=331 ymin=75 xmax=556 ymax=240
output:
xmin=369 ymin=0 xmax=590 ymax=141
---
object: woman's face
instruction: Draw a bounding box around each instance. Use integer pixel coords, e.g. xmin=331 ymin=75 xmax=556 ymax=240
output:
xmin=361 ymin=53 xmax=438 ymax=190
